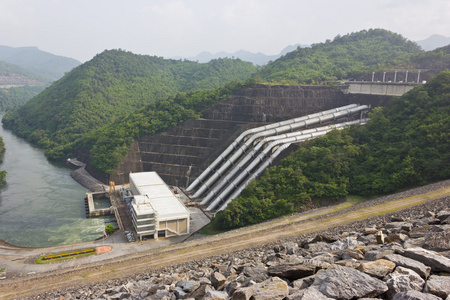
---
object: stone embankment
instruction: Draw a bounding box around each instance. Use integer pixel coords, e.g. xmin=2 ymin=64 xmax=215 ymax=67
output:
xmin=31 ymin=191 xmax=450 ymax=300
xmin=67 ymin=158 xmax=105 ymax=192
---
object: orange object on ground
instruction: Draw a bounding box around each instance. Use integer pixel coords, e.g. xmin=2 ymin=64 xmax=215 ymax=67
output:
xmin=96 ymin=246 xmax=112 ymax=254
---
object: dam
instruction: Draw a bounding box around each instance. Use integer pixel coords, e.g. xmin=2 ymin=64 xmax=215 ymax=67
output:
xmin=96 ymin=85 xmax=391 ymax=188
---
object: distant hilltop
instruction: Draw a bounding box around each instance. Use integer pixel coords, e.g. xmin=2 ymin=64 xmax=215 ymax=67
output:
xmin=178 ymin=33 xmax=450 ymax=66
xmin=416 ymin=34 xmax=450 ymax=51
xmin=0 ymin=45 xmax=81 ymax=81
xmin=180 ymin=44 xmax=310 ymax=66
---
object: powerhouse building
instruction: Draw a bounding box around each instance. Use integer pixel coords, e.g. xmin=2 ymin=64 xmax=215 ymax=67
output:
xmin=129 ymin=172 xmax=190 ymax=240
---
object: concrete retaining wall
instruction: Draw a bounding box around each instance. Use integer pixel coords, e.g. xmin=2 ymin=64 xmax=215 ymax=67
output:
xmin=347 ymin=82 xmax=417 ymax=96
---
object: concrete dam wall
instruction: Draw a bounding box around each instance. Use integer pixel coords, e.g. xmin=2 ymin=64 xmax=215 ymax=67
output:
xmin=80 ymin=85 xmax=391 ymax=187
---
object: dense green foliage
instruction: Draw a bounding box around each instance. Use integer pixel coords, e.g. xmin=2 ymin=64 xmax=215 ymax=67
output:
xmin=211 ymin=70 xmax=450 ymax=230
xmin=408 ymin=44 xmax=450 ymax=71
xmin=0 ymin=136 xmax=6 ymax=186
xmin=255 ymin=29 xmax=422 ymax=84
xmin=0 ymin=86 xmax=45 ymax=110
xmin=105 ymin=224 xmax=116 ymax=235
xmin=2 ymin=50 xmax=257 ymax=163
xmin=74 ymin=79 xmax=257 ymax=173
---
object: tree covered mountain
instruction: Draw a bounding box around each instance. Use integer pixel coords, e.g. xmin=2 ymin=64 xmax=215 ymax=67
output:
xmin=210 ymin=70 xmax=450 ymax=230
xmin=408 ymin=44 xmax=450 ymax=72
xmin=255 ymin=29 xmax=422 ymax=84
xmin=2 ymin=50 xmax=258 ymax=160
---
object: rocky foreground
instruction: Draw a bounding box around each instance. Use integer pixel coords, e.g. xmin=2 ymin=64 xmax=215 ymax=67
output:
xmin=30 ymin=194 xmax=450 ymax=300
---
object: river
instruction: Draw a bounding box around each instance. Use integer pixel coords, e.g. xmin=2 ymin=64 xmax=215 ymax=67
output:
xmin=0 ymin=117 xmax=116 ymax=248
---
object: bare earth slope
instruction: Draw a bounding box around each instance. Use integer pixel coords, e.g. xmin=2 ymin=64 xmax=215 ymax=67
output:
xmin=1 ymin=180 xmax=449 ymax=298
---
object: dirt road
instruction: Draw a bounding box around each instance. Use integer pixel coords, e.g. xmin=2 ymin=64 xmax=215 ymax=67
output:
xmin=1 ymin=185 xmax=449 ymax=299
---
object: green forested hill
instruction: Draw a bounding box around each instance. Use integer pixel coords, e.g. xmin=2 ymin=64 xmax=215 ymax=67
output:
xmin=255 ymin=29 xmax=422 ymax=84
xmin=2 ymin=50 xmax=257 ymax=159
xmin=211 ymin=70 xmax=450 ymax=230
xmin=408 ymin=44 xmax=450 ymax=71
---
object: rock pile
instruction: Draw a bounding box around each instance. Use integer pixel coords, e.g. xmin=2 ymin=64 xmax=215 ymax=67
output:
xmin=35 ymin=198 xmax=450 ymax=300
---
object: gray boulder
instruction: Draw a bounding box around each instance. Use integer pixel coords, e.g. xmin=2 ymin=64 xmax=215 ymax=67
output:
xmin=329 ymin=237 xmax=364 ymax=251
xmin=231 ymin=277 xmax=288 ymax=300
xmin=436 ymin=210 xmax=450 ymax=222
xmin=403 ymin=238 xmax=425 ymax=249
xmin=312 ymin=266 xmax=388 ymax=299
xmin=423 ymin=275 xmax=450 ymax=299
xmin=365 ymin=248 xmax=395 ymax=261
xmin=241 ymin=263 xmax=268 ymax=283
xmin=335 ymin=259 xmax=362 ymax=269
xmin=282 ymin=242 xmax=299 ymax=255
xmin=400 ymin=247 xmax=450 ymax=272
xmin=305 ymin=241 xmax=331 ymax=253
xmin=383 ymin=254 xmax=431 ymax=279
xmin=358 ymin=259 xmax=396 ymax=278
xmin=386 ymin=233 xmax=408 ymax=244
xmin=211 ymin=272 xmax=227 ymax=290
xmin=392 ymin=290 xmax=441 ymax=300
xmin=386 ymin=222 xmax=408 ymax=230
xmin=175 ymin=280 xmax=200 ymax=293
xmin=364 ymin=227 xmax=379 ymax=235
xmin=203 ymin=285 xmax=229 ymax=300
xmin=174 ymin=286 xmax=188 ymax=299
xmin=339 ymin=249 xmax=365 ymax=260
xmin=384 ymin=266 xmax=425 ymax=299
xmin=301 ymin=286 xmax=333 ymax=300
xmin=268 ymin=262 xmax=316 ymax=280
xmin=291 ymin=274 xmax=315 ymax=289
xmin=423 ymin=226 xmax=450 ymax=251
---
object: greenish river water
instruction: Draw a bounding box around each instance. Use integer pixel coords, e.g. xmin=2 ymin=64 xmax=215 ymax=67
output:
xmin=0 ymin=118 xmax=116 ymax=248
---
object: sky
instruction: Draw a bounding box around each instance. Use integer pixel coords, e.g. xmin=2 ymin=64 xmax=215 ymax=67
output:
xmin=0 ymin=0 xmax=449 ymax=62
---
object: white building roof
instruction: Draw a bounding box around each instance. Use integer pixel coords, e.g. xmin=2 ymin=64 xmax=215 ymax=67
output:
xmin=129 ymin=172 xmax=189 ymax=221
xmin=132 ymin=195 xmax=155 ymax=216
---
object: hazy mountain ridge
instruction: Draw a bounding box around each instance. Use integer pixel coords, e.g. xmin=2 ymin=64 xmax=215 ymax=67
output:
xmin=0 ymin=45 xmax=81 ymax=81
xmin=416 ymin=34 xmax=450 ymax=51
xmin=184 ymin=44 xmax=309 ymax=65
xmin=0 ymin=45 xmax=82 ymax=110
xmin=177 ymin=34 xmax=448 ymax=66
